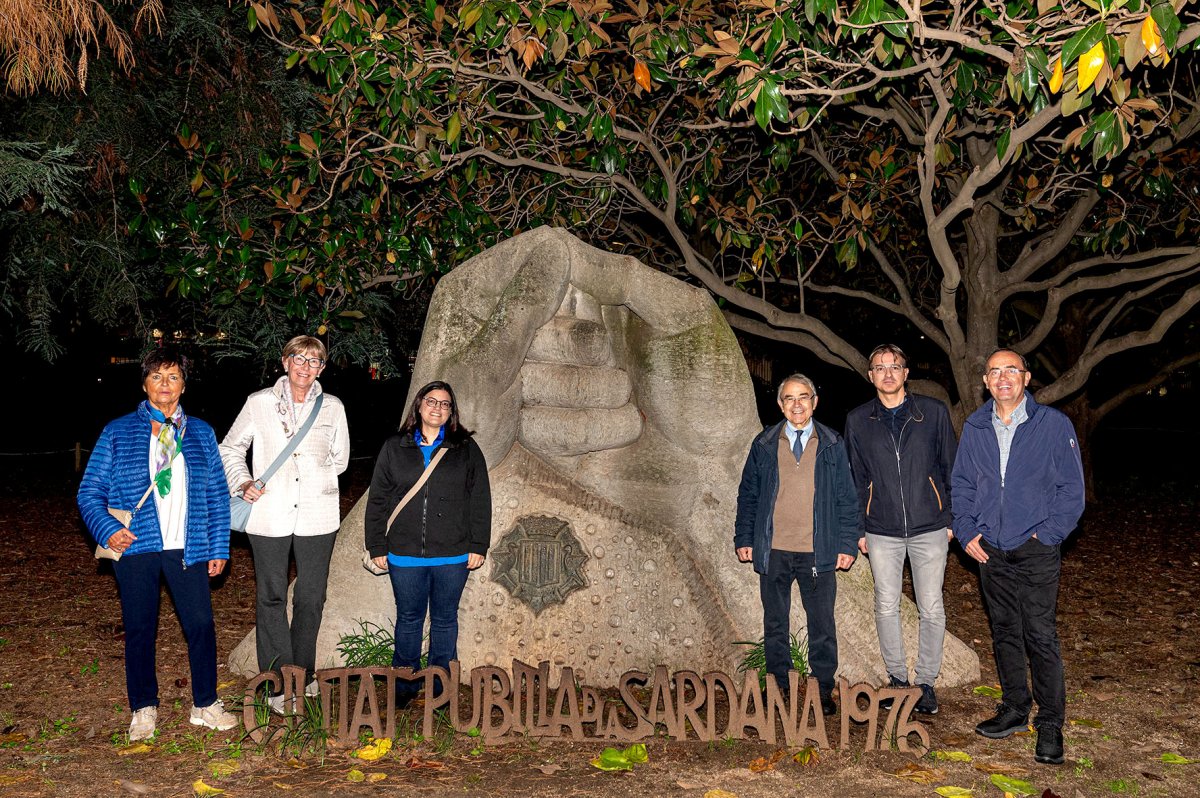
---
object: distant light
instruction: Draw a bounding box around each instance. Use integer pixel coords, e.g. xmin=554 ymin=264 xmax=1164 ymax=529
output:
xmin=1158 ymin=386 xmax=1168 ymax=397
xmin=97 ymin=378 xmax=102 ymax=382
xmin=151 ymin=329 xmax=163 ymax=339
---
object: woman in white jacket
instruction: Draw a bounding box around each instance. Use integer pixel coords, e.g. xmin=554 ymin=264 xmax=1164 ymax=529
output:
xmin=220 ymin=335 xmax=349 ymax=709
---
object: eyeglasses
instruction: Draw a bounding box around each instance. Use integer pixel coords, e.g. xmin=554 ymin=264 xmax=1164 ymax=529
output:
xmin=287 ymin=354 xmax=325 ymax=368
xmin=869 ymin=364 xmax=905 ymax=375
xmin=781 ymin=394 xmax=814 ymax=405
xmin=986 ymin=366 xmax=1026 ymax=378
xmin=422 ymin=397 xmax=453 ymax=410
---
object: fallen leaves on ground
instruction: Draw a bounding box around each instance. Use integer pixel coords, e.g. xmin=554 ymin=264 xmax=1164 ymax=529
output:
xmin=117 ymin=743 xmax=154 ymax=756
xmin=748 ymin=749 xmax=786 ymax=772
xmin=933 ymin=750 xmax=973 ymax=762
xmin=536 ymin=764 xmax=564 ymax=775
xmin=0 ymin=732 xmax=27 ymax=744
xmin=703 ymin=790 xmax=738 ymax=798
xmin=973 ymin=762 xmax=1031 ymax=777
xmin=934 ymin=788 xmax=974 ymax=797
xmin=209 ymin=761 xmax=239 ymax=778
xmin=367 ymin=772 xmax=387 ymax=782
xmin=117 ymin=780 xmax=150 ymax=795
xmin=192 ymin=779 xmax=225 ymax=796
xmin=590 ymin=743 xmax=648 ymax=772
xmin=1160 ymin=752 xmax=1195 ymax=764
xmin=792 ymin=746 xmax=819 ymax=766
xmin=972 ymin=685 xmax=1003 ymax=699
xmin=891 ymin=762 xmax=945 ymax=784
xmin=347 ymin=769 xmax=365 ymax=783
xmin=404 ymin=756 xmax=445 ymax=769
xmin=988 ymin=773 xmax=1035 ymax=796
xmin=0 ymin=773 xmax=30 ymax=786
xmin=271 ymin=782 xmax=294 ymax=790
xmin=353 ymin=737 xmax=393 ymax=761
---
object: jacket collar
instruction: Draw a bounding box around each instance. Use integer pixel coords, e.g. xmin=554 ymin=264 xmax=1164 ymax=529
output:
xmin=271 ymin=375 xmax=323 ymax=403
xmin=867 ymin=393 xmax=924 ymax=423
xmin=966 ymin=390 xmax=1043 ymax=429
xmin=756 ymin=418 xmax=841 ymax=454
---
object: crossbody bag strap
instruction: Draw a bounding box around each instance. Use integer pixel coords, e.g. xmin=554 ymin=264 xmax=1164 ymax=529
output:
xmin=385 ymin=447 xmax=449 ymax=535
xmin=256 ymin=392 xmax=325 ymax=488
xmin=128 ymin=443 xmax=180 ymax=522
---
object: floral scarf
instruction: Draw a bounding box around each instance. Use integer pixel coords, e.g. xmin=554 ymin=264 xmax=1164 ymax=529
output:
xmin=142 ymin=400 xmax=186 ymax=497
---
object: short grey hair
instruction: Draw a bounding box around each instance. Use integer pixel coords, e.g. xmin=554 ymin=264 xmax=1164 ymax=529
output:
xmin=984 ymin=348 xmax=1028 ymax=373
xmin=777 ymin=373 xmax=818 ymax=402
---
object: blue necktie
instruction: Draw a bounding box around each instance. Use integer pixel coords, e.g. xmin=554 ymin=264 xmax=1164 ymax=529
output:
xmin=793 ymin=431 xmax=804 ymax=462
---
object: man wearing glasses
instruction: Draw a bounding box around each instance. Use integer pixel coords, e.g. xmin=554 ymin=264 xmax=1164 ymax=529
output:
xmin=734 ymin=374 xmax=860 ymax=716
xmin=952 ymin=349 xmax=1085 ymax=766
xmin=844 ymin=344 xmax=957 ymax=716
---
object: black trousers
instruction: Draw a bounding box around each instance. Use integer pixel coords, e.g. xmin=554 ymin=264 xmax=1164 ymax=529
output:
xmin=760 ymin=549 xmax=837 ymax=694
xmin=247 ymin=531 xmax=337 ymax=681
xmin=979 ymin=537 xmax=1066 ymax=729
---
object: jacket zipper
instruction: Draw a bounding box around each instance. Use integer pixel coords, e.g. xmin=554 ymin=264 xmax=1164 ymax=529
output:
xmin=420 ymin=486 xmax=429 ymax=556
xmin=889 ymin=416 xmax=913 ymax=537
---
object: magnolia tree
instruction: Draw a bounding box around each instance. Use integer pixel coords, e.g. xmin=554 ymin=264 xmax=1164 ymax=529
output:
xmin=150 ymin=0 xmax=1200 ymax=449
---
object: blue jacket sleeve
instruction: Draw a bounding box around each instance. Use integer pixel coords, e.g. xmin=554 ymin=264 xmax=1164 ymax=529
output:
xmin=733 ymin=446 xmax=760 ymax=551
xmin=77 ymin=424 xmax=124 ymax=549
xmin=843 ymin=414 xmax=871 ymax=520
xmin=202 ymin=426 xmax=231 ymax=560
xmin=1033 ymin=414 xmax=1085 ymax=546
xmin=950 ymin=427 xmax=981 ymax=546
xmin=831 ymin=442 xmax=861 ymax=557
xmin=935 ymin=403 xmax=957 ymax=518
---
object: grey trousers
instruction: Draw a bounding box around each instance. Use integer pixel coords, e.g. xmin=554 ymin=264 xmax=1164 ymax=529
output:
xmin=247 ymin=531 xmax=337 ymax=681
xmin=865 ymin=529 xmax=948 ymax=686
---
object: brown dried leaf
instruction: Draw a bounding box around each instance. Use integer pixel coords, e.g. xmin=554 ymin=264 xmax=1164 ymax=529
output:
xmin=893 ymin=762 xmax=945 ymax=784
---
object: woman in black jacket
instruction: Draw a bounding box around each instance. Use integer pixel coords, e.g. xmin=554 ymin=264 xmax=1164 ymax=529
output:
xmin=364 ymin=381 xmax=491 ymax=706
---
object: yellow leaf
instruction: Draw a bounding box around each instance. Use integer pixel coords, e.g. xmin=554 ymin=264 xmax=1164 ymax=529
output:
xmin=704 ymin=791 xmax=738 ymax=798
xmin=368 ymin=773 xmax=388 ymax=782
xmin=935 ymin=788 xmax=975 ymax=797
xmin=933 ymin=750 xmax=973 ymax=762
xmin=272 ymin=782 xmax=294 ymax=790
xmin=634 ymin=61 xmax=652 ymax=92
xmin=1048 ymin=57 xmax=1063 ymax=94
xmin=117 ymin=743 xmax=155 ymax=756
xmin=353 ymin=737 xmax=393 ymax=762
xmin=1077 ymin=41 xmax=1105 ymax=93
xmin=792 ymin=745 xmax=819 ymax=766
xmin=316 ymin=324 xmax=327 ymax=335
xmin=347 ymin=769 xmax=365 ymax=782
xmin=192 ymin=779 xmax=225 ymax=796
xmin=386 ymin=250 xmax=397 ymax=264
xmin=209 ymin=761 xmax=239 ymax=777
xmin=1141 ymin=16 xmax=1163 ymax=56
xmin=555 ymin=119 xmax=566 ymax=131
xmin=893 ymin=762 xmax=945 ymax=785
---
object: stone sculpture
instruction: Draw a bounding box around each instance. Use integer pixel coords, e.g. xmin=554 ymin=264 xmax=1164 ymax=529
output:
xmin=229 ymin=227 xmax=980 ymax=688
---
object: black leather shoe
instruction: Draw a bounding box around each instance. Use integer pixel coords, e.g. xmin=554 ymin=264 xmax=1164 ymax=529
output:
xmin=914 ymin=684 xmax=939 ymax=715
xmin=879 ymin=675 xmax=910 ymax=711
xmin=820 ymin=693 xmax=837 ymax=716
xmin=1035 ymin=725 xmax=1065 ymax=765
xmin=394 ymin=692 xmax=417 ymax=711
xmin=975 ymin=704 xmax=1029 ymax=738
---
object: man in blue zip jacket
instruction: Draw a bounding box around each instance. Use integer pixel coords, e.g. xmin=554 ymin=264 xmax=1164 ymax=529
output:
xmin=734 ymin=373 xmax=860 ymax=716
xmin=845 ymin=344 xmax=957 ymax=716
xmin=952 ymin=349 xmax=1085 ymax=766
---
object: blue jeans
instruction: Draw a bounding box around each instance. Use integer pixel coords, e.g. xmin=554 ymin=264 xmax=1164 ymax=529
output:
xmin=979 ymin=537 xmax=1065 ymax=729
xmin=113 ymin=550 xmax=218 ymax=711
xmin=760 ymin=549 xmax=838 ymax=694
xmin=388 ymin=561 xmax=470 ymax=695
xmin=865 ymin=529 xmax=948 ymax=686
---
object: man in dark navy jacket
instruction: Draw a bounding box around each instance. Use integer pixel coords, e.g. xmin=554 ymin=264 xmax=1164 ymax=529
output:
xmin=952 ymin=349 xmax=1085 ymax=766
xmin=734 ymin=374 xmax=860 ymax=716
xmin=845 ymin=344 xmax=957 ymax=716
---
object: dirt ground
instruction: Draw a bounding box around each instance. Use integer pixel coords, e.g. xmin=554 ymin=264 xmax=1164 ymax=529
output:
xmin=1 ymin=461 xmax=1197 ymax=798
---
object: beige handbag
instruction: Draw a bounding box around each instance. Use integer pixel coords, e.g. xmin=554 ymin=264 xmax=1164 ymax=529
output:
xmin=362 ymin=448 xmax=449 ymax=575
xmin=98 ymin=483 xmax=156 ymax=561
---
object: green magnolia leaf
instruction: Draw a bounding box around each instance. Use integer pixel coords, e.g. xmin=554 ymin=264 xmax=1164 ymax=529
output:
xmin=1061 ymin=21 xmax=1105 ymax=72
xmin=1152 ymin=3 xmax=1182 ymax=50
xmin=933 ymin=750 xmax=973 ymax=762
xmin=590 ymin=747 xmax=634 ymax=771
xmin=623 ymin=743 xmax=648 ymax=764
xmin=1160 ymin=752 xmax=1195 ymax=764
xmin=989 ymin=774 xmax=1035 ymax=796
xmin=997 ymin=129 xmax=1012 ymax=161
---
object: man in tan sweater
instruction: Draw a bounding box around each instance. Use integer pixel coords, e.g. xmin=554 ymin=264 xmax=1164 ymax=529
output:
xmin=734 ymin=374 xmax=861 ymax=715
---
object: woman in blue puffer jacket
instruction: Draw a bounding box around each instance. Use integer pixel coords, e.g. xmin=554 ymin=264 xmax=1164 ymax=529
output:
xmin=77 ymin=347 xmax=237 ymax=742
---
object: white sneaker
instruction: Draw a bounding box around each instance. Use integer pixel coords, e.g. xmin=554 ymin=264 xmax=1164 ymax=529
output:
xmin=305 ymin=679 xmax=320 ymax=698
xmin=129 ymin=706 xmax=157 ymax=741
xmin=190 ymin=701 xmax=238 ymax=731
xmin=267 ymin=693 xmax=291 ymax=715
